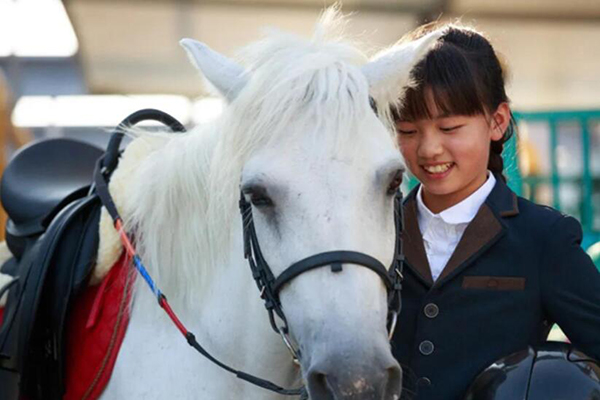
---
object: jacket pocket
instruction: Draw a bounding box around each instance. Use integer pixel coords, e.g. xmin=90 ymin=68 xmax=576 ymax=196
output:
xmin=462 ymin=276 xmax=526 ymax=291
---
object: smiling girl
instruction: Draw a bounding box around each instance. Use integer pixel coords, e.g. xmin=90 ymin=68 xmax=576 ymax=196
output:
xmin=390 ymin=23 xmax=600 ymax=399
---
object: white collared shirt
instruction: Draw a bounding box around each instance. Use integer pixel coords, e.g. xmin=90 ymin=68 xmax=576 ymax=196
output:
xmin=416 ymin=172 xmax=496 ymax=282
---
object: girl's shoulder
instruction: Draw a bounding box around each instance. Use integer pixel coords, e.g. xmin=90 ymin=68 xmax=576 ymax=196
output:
xmin=485 ymin=176 xmax=577 ymax=233
xmin=513 ymin=195 xmax=583 ymax=239
xmin=515 ymin=195 xmax=567 ymax=221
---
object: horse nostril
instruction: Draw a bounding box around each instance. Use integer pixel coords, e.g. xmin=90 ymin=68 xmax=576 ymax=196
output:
xmin=385 ymin=364 xmax=403 ymax=399
xmin=307 ymin=370 xmax=335 ymax=400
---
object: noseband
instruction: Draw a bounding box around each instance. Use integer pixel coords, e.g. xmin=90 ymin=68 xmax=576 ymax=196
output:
xmin=239 ymin=190 xmax=405 ymax=361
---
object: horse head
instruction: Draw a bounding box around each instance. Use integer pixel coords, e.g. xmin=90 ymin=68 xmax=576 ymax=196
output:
xmin=178 ymin=19 xmax=440 ymax=399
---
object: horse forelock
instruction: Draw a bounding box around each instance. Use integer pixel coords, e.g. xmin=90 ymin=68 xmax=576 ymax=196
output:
xmin=125 ymin=19 xmax=395 ymax=310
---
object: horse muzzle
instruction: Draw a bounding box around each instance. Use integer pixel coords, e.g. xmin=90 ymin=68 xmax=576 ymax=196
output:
xmin=305 ymin=350 xmax=402 ymax=400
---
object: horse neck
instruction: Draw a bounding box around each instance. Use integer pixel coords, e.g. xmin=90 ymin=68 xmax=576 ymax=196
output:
xmin=127 ymin=131 xmax=300 ymax=393
xmin=130 ymin=221 xmax=300 ymax=396
xmin=194 ymin=227 xmax=300 ymax=386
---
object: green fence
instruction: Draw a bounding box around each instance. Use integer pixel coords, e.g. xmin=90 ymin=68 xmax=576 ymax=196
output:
xmin=513 ymin=110 xmax=600 ymax=256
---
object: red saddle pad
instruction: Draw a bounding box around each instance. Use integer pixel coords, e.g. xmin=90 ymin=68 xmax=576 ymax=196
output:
xmin=64 ymin=252 xmax=134 ymax=400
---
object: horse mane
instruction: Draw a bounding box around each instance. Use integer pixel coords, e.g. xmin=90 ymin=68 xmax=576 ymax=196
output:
xmin=122 ymin=9 xmax=396 ymax=309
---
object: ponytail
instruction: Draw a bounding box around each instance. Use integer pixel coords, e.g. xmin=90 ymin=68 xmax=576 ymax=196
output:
xmin=487 ymin=112 xmax=516 ymax=183
xmin=488 ymin=140 xmax=506 ymax=182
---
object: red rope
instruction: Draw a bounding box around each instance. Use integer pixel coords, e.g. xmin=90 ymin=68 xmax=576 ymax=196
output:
xmin=159 ymin=295 xmax=188 ymax=337
xmin=113 ymin=219 xmax=189 ymax=337
xmin=115 ymin=219 xmax=136 ymax=257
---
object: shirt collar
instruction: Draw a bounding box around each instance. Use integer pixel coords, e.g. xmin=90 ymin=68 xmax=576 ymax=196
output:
xmin=416 ymin=172 xmax=496 ymax=227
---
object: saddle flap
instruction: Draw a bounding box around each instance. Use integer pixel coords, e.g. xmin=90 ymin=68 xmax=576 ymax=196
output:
xmin=0 ymin=193 xmax=101 ymax=400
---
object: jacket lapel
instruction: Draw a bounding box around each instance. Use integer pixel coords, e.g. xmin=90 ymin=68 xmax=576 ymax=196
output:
xmin=402 ymin=188 xmax=433 ymax=286
xmin=401 ymin=177 xmax=520 ymax=289
xmin=435 ymin=204 xmax=503 ymax=283
xmin=435 ymin=177 xmax=519 ymax=286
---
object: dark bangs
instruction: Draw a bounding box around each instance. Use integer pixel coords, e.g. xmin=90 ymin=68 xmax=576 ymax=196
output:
xmin=395 ymin=41 xmax=488 ymax=122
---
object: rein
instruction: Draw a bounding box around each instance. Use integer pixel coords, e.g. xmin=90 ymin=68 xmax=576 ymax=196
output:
xmin=94 ymin=109 xmax=405 ymax=398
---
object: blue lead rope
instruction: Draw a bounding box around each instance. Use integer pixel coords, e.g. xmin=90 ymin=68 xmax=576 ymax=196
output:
xmin=132 ymin=254 xmax=162 ymax=300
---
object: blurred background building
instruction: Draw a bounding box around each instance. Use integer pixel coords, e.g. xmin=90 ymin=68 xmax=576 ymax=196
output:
xmin=0 ymin=0 xmax=599 ymax=261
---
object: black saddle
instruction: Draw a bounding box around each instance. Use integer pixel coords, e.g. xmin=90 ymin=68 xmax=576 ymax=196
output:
xmin=1 ymin=138 xmax=104 ymax=258
xmin=0 ymin=109 xmax=185 ymax=400
xmin=0 ymin=137 xmax=103 ymax=400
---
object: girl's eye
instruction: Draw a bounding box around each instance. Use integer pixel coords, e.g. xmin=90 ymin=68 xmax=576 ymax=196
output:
xmin=387 ymin=170 xmax=403 ymax=195
xmin=440 ymin=125 xmax=463 ymax=132
xmin=396 ymin=122 xmax=416 ymax=135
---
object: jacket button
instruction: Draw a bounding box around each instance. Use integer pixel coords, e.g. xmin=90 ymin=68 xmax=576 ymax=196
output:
xmin=424 ymin=303 xmax=439 ymax=318
xmin=419 ymin=340 xmax=434 ymax=355
xmin=416 ymin=377 xmax=432 ymax=387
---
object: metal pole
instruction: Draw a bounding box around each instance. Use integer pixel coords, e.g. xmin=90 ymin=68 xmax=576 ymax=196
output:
xmin=581 ymin=118 xmax=593 ymax=232
xmin=549 ymin=118 xmax=560 ymax=209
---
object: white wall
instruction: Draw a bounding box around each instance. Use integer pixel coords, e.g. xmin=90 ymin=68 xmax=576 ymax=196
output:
xmin=69 ymin=2 xmax=600 ymax=110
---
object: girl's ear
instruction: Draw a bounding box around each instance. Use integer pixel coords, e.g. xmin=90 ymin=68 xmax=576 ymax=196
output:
xmin=491 ymin=102 xmax=511 ymax=141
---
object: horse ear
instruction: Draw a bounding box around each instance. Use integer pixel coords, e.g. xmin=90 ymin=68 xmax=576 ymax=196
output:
xmin=180 ymin=39 xmax=249 ymax=103
xmin=361 ymin=30 xmax=444 ymax=105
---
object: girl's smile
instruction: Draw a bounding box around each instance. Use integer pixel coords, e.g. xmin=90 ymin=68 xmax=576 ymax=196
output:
xmin=421 ymin=162 xmax=455 ymax=177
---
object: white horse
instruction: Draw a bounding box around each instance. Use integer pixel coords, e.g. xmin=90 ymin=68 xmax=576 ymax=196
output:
xmin=99 ymin=11 xmax=440 ymax=400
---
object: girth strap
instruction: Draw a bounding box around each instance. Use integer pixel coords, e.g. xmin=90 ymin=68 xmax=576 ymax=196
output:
xmin=273 ymin=251 xmax=393 ymax=294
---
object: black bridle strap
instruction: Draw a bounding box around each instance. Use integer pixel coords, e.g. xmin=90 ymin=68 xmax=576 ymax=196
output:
xmin=241 ymin=189 xmax=405 ymax=339
xmin=273 ymin=251 xmax=393 ymax=294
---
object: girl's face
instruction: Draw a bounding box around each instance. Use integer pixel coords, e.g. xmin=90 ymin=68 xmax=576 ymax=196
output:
xmin=396 ymin=99 xmax=510 ymax=213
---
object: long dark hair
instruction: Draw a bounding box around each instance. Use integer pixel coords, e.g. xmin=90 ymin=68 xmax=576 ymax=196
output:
xmin=393 ymin=23 xmax=516 ymax=182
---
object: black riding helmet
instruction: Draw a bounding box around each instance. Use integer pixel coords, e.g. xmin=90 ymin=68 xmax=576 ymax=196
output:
xmin=464 ymin=341 xmax=600 ymax=400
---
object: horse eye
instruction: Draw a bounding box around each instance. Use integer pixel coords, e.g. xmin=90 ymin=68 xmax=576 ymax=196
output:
xmin=387 ymin=170 xmax=403 ymax=195
xmin=242 ymin=186 xmax=274 ymax=208
xmin=250 ymin=194 xmax=273 ymax=207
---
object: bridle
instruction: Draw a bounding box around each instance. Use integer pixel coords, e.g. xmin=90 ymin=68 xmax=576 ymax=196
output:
xmin=239 ymin=190 xmax=405 ymax=362
xmin=95 ymin=109 xmax=406 ymax=397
